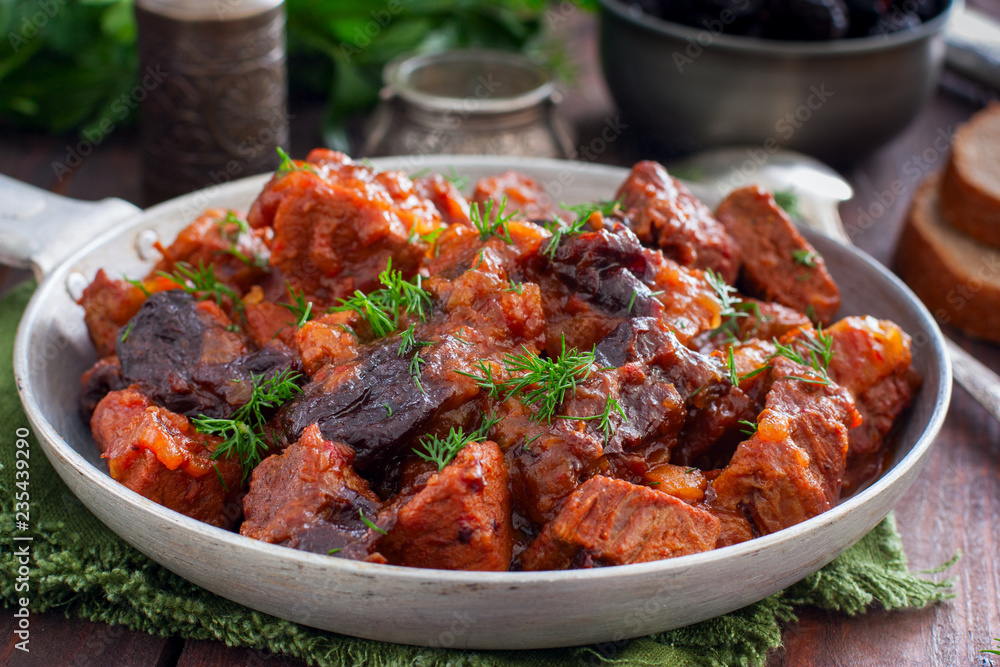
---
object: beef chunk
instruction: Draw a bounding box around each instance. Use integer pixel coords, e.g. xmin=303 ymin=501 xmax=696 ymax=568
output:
xmin=376 ymin=440 xmax=513 ymax=570
xmin=149 ymin=208 xmax=270 ymax=294
xmin=246 ymin=149 xmax=445 ymax=306
xmin=240 ymin=424 xmax=382 ymax=558
xmin=716 ymin=186 xmax=840 ymax=324
xmin=91 ymin=388 xmax=243 ymax=528
xmin=616 ymin=161 xmax=740 ymax=282
xmin=117 ymin=290 xmax=300 ymax=418
xmin=712 ymin=357 xmax=861 ymax=534
xmin=471 ymin=170 xmax=564 ymax=222
xmin=415 ymin=173 xmax=473 ymax=226
xmin=520 ymin=476 xmax=720 ymax=570
xmin=79 ymin=269 xmax=149 ymax=358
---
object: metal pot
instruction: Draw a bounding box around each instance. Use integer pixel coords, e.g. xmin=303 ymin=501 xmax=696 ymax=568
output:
xmin=598 ymin=0 xmax=959 ymax=163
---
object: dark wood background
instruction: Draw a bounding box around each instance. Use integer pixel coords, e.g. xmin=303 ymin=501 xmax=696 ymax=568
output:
xmin=2 ymin=4 xmax=999 ymax=666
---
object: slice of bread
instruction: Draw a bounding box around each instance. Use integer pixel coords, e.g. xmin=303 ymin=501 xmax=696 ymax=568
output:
xmin=895 ymin=172 xmax=1000 ymax=344
xmin=940 ymin=103 xmax=1000 ymax=247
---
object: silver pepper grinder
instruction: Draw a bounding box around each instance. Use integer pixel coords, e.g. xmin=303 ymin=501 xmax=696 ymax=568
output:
xmin=135 ymin=0 xmax=288 ymax=205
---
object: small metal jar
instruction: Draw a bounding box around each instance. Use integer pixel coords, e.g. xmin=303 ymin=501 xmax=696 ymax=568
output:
xmin=363 ymin=49 xmax=573 ymax=159
xmin=135 ymin=0 xmax=288 ymax=204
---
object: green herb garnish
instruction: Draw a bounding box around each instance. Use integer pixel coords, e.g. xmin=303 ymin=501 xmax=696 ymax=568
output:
xmin=359 ymin=508 xmax=388 ymax=535
xmin=470 ymin=196 xmax=516 ymax=244
xmin=332 ymin=259 xmax=432 ymax=338
xmin=792 ymin=248 xmax=818 ymax=268
xmin=414 ymin=413 xmax=501 ymax=471
xmin=218 ymin=211 xmax=269 ymax=270
xmin=738 ymin=419 xmax=758 ymax=437
xmin=279 ymin=284 xmax=315 ymax=329
xmin=559 ymin=197 xmax=622 ymax=224
xmin=123 ymin=275 xmax=150 ymax=297
xmin=119 ymin=320 xmax=134 ymax=343
xmin=157 ymin=260 xmax=244 ymax=315
xmin=275 ymin=147 xmax=316 ymax=178
xmin=774 ymin=189 xmax=801 ymax=218
xmin=770 ymin=327 xmax=834 ymax=385
xmin=192 ymin=368 xmax=302 ymax=480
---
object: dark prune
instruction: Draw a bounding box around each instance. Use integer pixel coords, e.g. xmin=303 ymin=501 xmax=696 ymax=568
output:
xmin=764 ymin=0 xmax=851 ymax=40
xmin=660 ymin=0 xmax=768 ymax=35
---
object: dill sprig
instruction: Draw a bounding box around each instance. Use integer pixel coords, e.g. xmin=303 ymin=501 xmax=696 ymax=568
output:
xmin=218 ymin=211 xmax=269 ymax=270
xmin=359 ymin=508 xmax=388 ymax=535
xmin=559 ymin=197 xmax=623 ymax=224
xmin=470 ymin=196 xmax=516 ymax=244
xmin=738 ymin=419 xmax=758 ymax=437
xmin=275 ymin=147 xmax=317 ymax=179
xmin=192 ymin=368 xmax=302 ymax=480
xmin=561 ymin=393 xmax=628 ymax=444
xmin=279 ymin=284 xmax=315 ymax=329
xmin=458 ymin=338 xmax=597 ymax=424
xmin=414 ymin=413 xmax=502 ymax=471
xmin=982 ymin=638 xmax=1000 ymax=656
xmin=332 ymin=259 xmax=433 ymax=338
xmin=792 ymin=248 xmax=819 ymax=268
xmin=770 ymin=327 xmax=835 ymax=385
xmin=773 ymin=189 xmax=800 ymax=218
xmin=543 ymin=216 xmax=592 ymax=259
xmin=157 ymin=260 xmax=244 ymax=315
xmin=504 ymin=280 xmax=524 ymax=295
xmin=123 ymin=274 xmax=150 ymax=297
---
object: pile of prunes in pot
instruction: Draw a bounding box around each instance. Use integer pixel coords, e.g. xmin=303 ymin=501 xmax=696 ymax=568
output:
xmin=624 ymin=0 xmax=946 ymax=41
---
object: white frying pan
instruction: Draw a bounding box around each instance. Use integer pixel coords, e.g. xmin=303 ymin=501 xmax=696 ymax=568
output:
xmin=0 ymin=156 xmax=950 ymax=649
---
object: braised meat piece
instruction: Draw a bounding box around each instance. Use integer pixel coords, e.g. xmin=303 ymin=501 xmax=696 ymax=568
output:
xmin=716 ymin=186 xmax=841 ymax=325
xmin=149 ymin=208 xmax=271 ymax=293
xmin=91 ymin=388 xmax=243 ymax=527
xmin=295 ymin=311 xmax=363 ymax=377
xmin=471 ymin=170 xmax=565 ymax=222
xmin=376 ymin=440 xmax=513 ymax=570
xmin=80 ymin=356 xmax=126 ymax=419
xmin=692 ymin=299 xmax=811 ymax=353
xmin=79 ymin=269 xmax=150 ymax=358
xmin=616 ymin=161 xmax=740 ymax=282
xmin=520 ymin=476 xmax=720 ymax=570
xmin=241 ymin=424 xmax=383 ymax=558
xmin=116 ymin=290 xmax=300 ymax=418
xmin=535 ymin=224 xmax=722 ymax=353
xmin=246 ymin=148 xmax=446 ymax=306
xmin=281 ymin=332 xmax=486 ymax=472
xmin=712 ymin=357 xmax=861 ymax=534
xmin=414 ymin=173 xmax=473 ymax=226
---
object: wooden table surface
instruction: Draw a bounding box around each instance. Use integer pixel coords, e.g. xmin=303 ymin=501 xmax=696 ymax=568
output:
xmin=2 ymin=6 xmax=999 ymax=666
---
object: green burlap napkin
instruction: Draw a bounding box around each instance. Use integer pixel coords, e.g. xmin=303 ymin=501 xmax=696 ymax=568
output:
xmin=0 ymin=280 xmax=953 ymax=666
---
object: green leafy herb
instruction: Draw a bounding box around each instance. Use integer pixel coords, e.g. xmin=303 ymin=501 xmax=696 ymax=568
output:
xmin=397 ymin=324 xmax=432 ymax=356
xmin=627 ymin=290 xmax=637 ymax=314
xmin=192 ymin=368 xmax=302 ymax=480
xmin=332 ymin=259 xmax=432 ymax=338
xmin=119 ymin=320 xmax=134 ymax=343
xmin=770 ymin=327 xmax=834 ymax=385
xmin=407 ymin=226 xmax=444 ymax=247
xmin=410 ymin=353 xmax=427 ymax=395
xmin=774 ymin=189 xmax=801 ymax=218
xmin=543 ymin=214 xmax=592 ymax=259
xmin=726 ymin=346 xmax=739 ymax=386
xmin=382 ymin=403 xmax=393 ymax=417
xmin=218 ymin=211 xmax=269 ymax=270
xmin=523 ymin=433 xmax=542 ymax=451
xmin=684 ymin=467 xmax=698 ymax=474
xmin=443 ymin=167 xmax=470 ymax=191
xmin=792 ymin=248 xmax=819 ymax=268
xmin=982 ymin=638 xmax=1000 ymax=656
xmin=470 ymin=196 xmax=516 ymax=244
xmin=123 ymin=275 xmax=150 ymax=297
xmin=275 ymin=147 xmax=316 ymax=178
xmin=157 ymin=260 xmax=244 ymax=315
xmin=213 ymin=462 xmax=228 ymax=491
xmin=279 ymin=285 xmax=315 ymax=329
xmin=739 ymin=419 xmax=758 ymax=437
xmin=458 ymin=337 xmax=597 ymax=425
xmin=505 ymin=281 xmax=525 ymax=295
xmin=359 ymin=508 xmax=388 ymax=535
xmin=414 ymin=413 xmax=501 ymax=471
xmin=559 ymin=197 xmax=623 ymax=224
xmin=328 ymin=548 xmax=342 ymax=555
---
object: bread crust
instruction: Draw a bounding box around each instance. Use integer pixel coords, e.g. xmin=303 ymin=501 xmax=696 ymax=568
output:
xmin=895 ymin=173 xmax=1000 ymax=344
xmin=940 ymin=103 xmax=1000 ymax=247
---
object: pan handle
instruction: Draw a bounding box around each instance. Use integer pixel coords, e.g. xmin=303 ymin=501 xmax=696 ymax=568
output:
xmin=0 ymin=174 xmax=141 ymax=280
